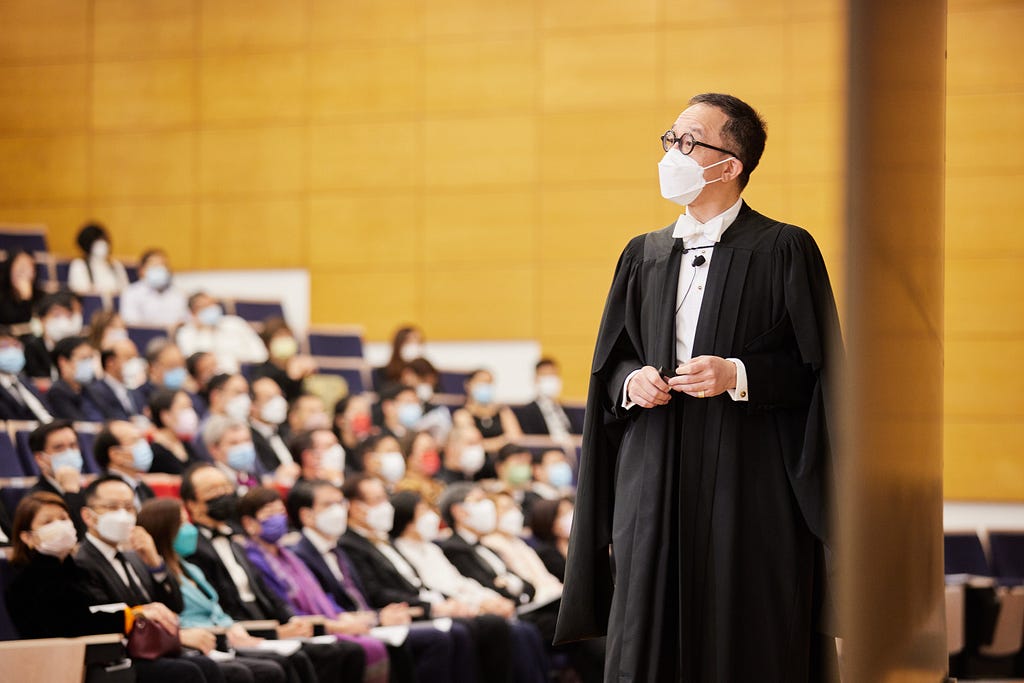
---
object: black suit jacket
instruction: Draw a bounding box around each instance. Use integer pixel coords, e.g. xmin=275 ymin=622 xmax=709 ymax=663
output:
xmin=20 ymin=335 xmax=53 ymax=380
xmin=30 ymin=477 xmax=87 ymax=539
xmin=47 ymin=379 xmax=102 ymax=421
xmin=85 ymin=379 xmax=144 ymax=420
xmin=290 ymin=534 xmax=369 ymax=613
xmin=187 ymin=525 xmax=293 ymax=623
xmin=251 ymin=426 xmax=285 ymax=472
xmin=0 ymin=372 xmax=52 ymax=420
xmin=436 ymin=532 xmax=535 ymax=603
xmin=512 ymin=402 xmax=549 ymax=435
xmin=74 ymin=537 xmax=183 ymax=612
xmin=338 ymin=529 xmax=432 ymax=616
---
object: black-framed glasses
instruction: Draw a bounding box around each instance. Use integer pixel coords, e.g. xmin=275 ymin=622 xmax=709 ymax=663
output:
xmin=661 ymin=130 xmax=737 ymax=158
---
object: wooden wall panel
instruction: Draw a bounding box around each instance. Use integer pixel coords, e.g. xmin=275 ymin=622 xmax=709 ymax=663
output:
xmin=92 ymin=59 xmax=195 ymax=130
xmin=92 ymin=0 xmax=196 ymax=59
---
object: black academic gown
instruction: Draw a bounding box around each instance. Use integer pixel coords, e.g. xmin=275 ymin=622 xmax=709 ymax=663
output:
xmin=554 ymin=203 xmax=841 ymax=683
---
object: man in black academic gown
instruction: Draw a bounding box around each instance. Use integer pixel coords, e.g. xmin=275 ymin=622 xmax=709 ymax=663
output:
xmin=554 ymin=93 xmax=842 ymax=683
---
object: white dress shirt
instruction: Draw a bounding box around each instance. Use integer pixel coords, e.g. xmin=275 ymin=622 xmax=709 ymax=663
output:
xmin=455 ymin=529 xmax=525 ymax=598
xmin=68 ymin=257 xmax=129 ymax=295
xmin=120 ymin=281 xmax=189 ymax=326
xmin=623 ymin=198 xmax=749 ymax=407
xmin=393 ymin=537 xmax=503 ymax=607
xmin=199 ymin=525 xmax=256 ymax=602
xmin=176 ymin=315 xmax=268 ymax=374
xmin=0 ymin=371 xmax=53 ymax=421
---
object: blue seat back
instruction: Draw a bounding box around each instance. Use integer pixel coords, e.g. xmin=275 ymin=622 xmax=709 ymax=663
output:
xmin=944 ymin=532 xmax=990 ymax=576
xmin=126 ymin=325 xmax=169 ymax=353
xmin=233 ymin=300 xmax=284 ymax=323
xmin=988 ymin=532 xmax=1024 ymax=580
xmin=308 ymin=331 xmax=363 ymax=358
xmin=0 ymin=228 xmax=47 ymax=254
xmin=0 ymin=427 xmax=25 ymax=477
xmin=438 ymin=370 xmax=471 ymax=397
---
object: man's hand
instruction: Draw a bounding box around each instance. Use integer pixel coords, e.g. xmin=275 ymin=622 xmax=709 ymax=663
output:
xmin=378 ymin=603 xmax=412 ymax=626
xmin=328 ymin=613 xmax=371 ymax=636
xmin=626 ymin=366 xmax=672 ymax=408
xmin=667 ymin=356 xmax=736 ymax=398
xmin=179 ymin=627 xmax=216 ymax=654
xmin=277 ymin=618 xmax=313 ymax=639
xmin=227 ymin=624 xmax=263 ymax=648
xmin=54 ymin=466 xmax=81 ymax=493
xmin=139 ymin=602 xmax=179 ymax=634
xmin=129 ymin=526 xmax=162 ymax=568
xmin=479 ymin=596 xmax=515 ymax=618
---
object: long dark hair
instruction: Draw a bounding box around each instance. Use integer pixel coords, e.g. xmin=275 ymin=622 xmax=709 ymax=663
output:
xmin=0 ymin=248 xmax=40 ymax=304
xmin=137 ymin=497 xmax=185 ymax=577
xmin=10 ymin=492 xmax=69 ymax=565
xmin=383 ymin=325 xmax=421 ymax=381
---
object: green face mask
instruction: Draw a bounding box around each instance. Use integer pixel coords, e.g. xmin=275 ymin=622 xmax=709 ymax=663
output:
xmin=505 ymin=462 xmax=533 ymax=486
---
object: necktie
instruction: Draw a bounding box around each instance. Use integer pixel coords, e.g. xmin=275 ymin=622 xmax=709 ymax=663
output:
xmin=332 ymin=547 xmax=371 ymax=611
xmin=3 ymin=375 xmax=52 ymax=422
xmin=115 ymin=551 xmax=150 ymax=604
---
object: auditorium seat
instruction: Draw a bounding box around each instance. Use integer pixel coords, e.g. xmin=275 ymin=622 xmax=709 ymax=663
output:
xmin=0 ymin=425 xmax=26 ymax=478
xmin=74 ymin=425 xmax=101 ymax=475
xmin=233 ymin=299 xmax=285 ymax=324
xmin=0 ymin=225 xmax=48 ymax=255
xmin=54 ymin=258 xmax=71 ymax=285
xmin=945 ymin=532 xmax=991 ymax=577
xmin=988 ymin=532 xmax=1024 ymax=582
xmin=313 ymin=361 xmax=367 ymax=395
xmin=80 ymin=294 xmax=105 ymax=323
xmin=307 ymin=326 xmax=364 ymax=358
xmin=437 ymin=370 xmax=471 ymax=397
xmin=124 ymin=262 xmax=139 ymax=282
xmin=562 ymin=401 xmax=586 ymax=434
xmin=126 ymin=325 xmax=170 ymax=352
xmin=10 ymin=424 xmax=39 ymax=477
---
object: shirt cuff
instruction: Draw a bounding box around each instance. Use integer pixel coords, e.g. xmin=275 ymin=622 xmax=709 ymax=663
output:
xmin=725 ymin=358 xmax=748 ymax=401
xmin=621 ymin=369 xmax=644 ymax=409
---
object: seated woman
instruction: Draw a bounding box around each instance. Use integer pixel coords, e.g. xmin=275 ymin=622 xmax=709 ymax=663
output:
xmin=249 ymin=318 xmax=317 ymax=402
xmin=481 ymin=491 xmax=562 ymax=604
xmin=136 ymin=498 xmax=289 ymax=683
xmin=0 ymin=249 xmax=43 ymax=330
xmin=373 ymin=325 xmax=425 ymax=391
xmin=456 ymin=369 xmax=522 ymax=455
xmin=527 ymin=498 xmax=574 ymax=582
xmin=149 ymin=388 xmax=205 ymax=474
xmin=235 ymin=487 xmax=390 ymax=683
xmin=394 ymin=430 xmax=446 ymax=506
xmin=67 ymin=222 xmax=130 ymax=295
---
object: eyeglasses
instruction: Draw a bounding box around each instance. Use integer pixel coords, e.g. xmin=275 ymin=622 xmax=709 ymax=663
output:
xmin=91 ymin=502 xmax=137 ymax=513
xmin=661 ymin=130 xmax=738 ymax=158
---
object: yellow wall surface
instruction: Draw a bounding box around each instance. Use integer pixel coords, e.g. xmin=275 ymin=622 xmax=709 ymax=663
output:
xmin=0 ymin=0 xmax=1019 ymax=498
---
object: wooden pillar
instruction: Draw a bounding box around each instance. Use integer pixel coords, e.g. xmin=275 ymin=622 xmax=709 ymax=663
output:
xmin=840 ymin=1 xmax=947 ymax=681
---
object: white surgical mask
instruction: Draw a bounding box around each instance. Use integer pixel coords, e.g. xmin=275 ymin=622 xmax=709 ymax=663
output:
xmin=658 ymin=147 xmax=733 ymax=207
xmin=377 ymin=451 xmax=406 ymax=483
xmin=91 ymin=240 xmax=110 ymax=260
xmin=315 ymin=503 xmax=348 ymax=540
xmin=226 ymin=394 xmax=252 ymax=421
xmin=399 ymin=342 xmax=422 ymax=362
xmin=34 ymin=519 xmax=78 ymax=557
xmin=45 ymin=314 xmax=82 ymax=342
xmin=498 ymin=508 xmax=525 ymax=536
xmin=415 ymin=511 xmax=441 ymax=542
xmin=416 ymin=383 xmax=434 ymax=403
xmin=319 ymin=444 xmax=346 ymax=473
xmin=260 ymin=395 xmax=288 ymax=425
xmin=175 ymin=408 xmax=200 ymax=439
xmin=465 ymin=499 xmax=497 ymax=535
xmin=96 ymin=509 xmax=136 ymax=545
xmin=459 ymin=444 xmax=486 ymax=475
xmin=536 ymin=375 xmax=562 ymax=399
xmin=121 ymin=357 xmax=147 ymax=389
xmin=365 ymin=502 xmax=395 ymax=534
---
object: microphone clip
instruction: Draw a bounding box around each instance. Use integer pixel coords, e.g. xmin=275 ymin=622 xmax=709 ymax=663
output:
xmin=691 ymin=254 xmax=706 ymax=267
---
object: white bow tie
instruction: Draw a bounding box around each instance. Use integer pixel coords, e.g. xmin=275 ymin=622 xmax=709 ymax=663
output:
xmin=672 ymin=212 xmax=725 ymax=245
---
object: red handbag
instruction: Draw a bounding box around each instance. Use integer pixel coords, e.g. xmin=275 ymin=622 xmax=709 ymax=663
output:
xmin=126 ymin=615 xmax=181 ymax=660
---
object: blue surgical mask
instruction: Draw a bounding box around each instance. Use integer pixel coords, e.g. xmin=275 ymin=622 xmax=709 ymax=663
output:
xmin=163 ymin=366 xmax=187 ymax=390
xmin=197 ymin=304 xmax=222 ymax=327
xmin=131 ymin=439 xmax=154 ymax=472
xmin=397 ymin=402 xmax=423 ymax=428
xmin=51 ymin=448 xmax=83 ymax=474
xmin=227 ymin=442 xmax=257 ymax=473
xmin=145 ymin=265 xmax=170 ymax=290
xmin=0 ymin=346 xmax=26 ymax=374
xmin=471 ymin=383 xmax=495 ymax=405
xmin=74 ymin=358 xmax=95 ymax=384
xmin=174 ymin=522 xmax=199 ymax=557
xmin=547 ymin=461 xmax=574 ymax=488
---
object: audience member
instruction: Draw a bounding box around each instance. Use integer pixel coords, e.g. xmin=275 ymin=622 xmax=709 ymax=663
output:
xmin=361 ymin=434 xmax=406 ymax=490
xmin=87 ymin=338 xmax=146 ymax=419
xmin=491 ymin=444 xmax=535 ymax=504
xmin=202 ymin=415 xmax=264 ymax=492
xmin=333 ymin=393 xmax=375 ymax=467
xmin=250 ymin=317 xmax=317 ymax=402
xmin=46 ymin=335 xmax=102 ymax=420
xmin=94 ymin=420 xmax=157 ymax=506
xmin=394 ymin=430 xmax=446 ymax=506
xmin=85 ymin=309 xmax=129 ymax=350
xmin=177 ymin=292 xmax=267 ymax=373
xmin=0 ymin=324 xmax=53 ymax=421
xmin=68 ymin=222 xmax=130 ymax=295
xmin=5 ymin=493 xmax=216 ymax=683
xmin=120 ymin=248 xmax=188 ymax=325
xmin=515 ymin=358 xmax=573 ymax=439
xmin=179 ymin=464 xmax=368 ymax=683
xmin=457 ymin=369 xmax=522 ymax=454
xmin=188 ymin=351 xmax=218 ymax=396
xmin=140 ymin=338 xmax=191 ymax=404
xmin=205 ymin=373 xmax=251 ymax=422
xmin=527 ymin=497 xmax=574 ymax=582
xmin=378 ymin=383 xmax=423 ymax=441
xmin=283 ymin=392 xmax=330 ymax=442
xmin=438 ymin=423 xmax=488 ymax=484
xmin=28 ymin=420 xmax=87 ymax=537
xmin=149 ymin=388 xmax=204 ymax=474
xmin=0 ymin=249 xmax=42 ymax=328
xmin=288 ymin=428 xmax=346 ymax=486
xmin=137 ymin=498 xmax=294 ymax=683
xmin=402 ymin=357 xmax=453 ymax=443
xmin=375 ymin=325 xmax=424 ymax=389
xmin=482 ymin=491 xmax=563 ymax=603
xmin=23 ymin=290 xmax=83 ymax=381
xmin=249 ymin=377 xmax=297 ymax=475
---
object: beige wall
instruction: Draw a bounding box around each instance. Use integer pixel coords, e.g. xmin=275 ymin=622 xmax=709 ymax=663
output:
xmin=0 ymin=0 xmax=1019 ymax=498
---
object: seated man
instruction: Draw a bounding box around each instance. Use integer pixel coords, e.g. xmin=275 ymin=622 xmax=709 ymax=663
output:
xmin=249 ymin=377 xmax=295 ymax=474
xmin=138 ymin=338 xmax=191 ymax=405
xmin=491 ymin=443 xmax=535 ymax=507
xmin=28 ymin=419 xmax=87 ymax=537
xmin=46 ymin=335 xmax=102 ymax=421
xmin=87 ymin=338 xmax=146 ymax=420
xmin=0 ymin=324 xmax=53 ymax=421
xmin=514 ymin=358 xmax=573 ymax=438
xmin=176 ymin=292 xmax=267 ymax=374
xmin=22 ymin=290 xmax=83 ymax=382
xmin=94 ymin=420 xmax=156 ymax=506
xmin=180 ymin=463 xmax=367 ymax=683
xmin=288 ymin=428 xmax=346 ymax=487
xmin=438 ymin=423 xmax=488 ymax=485
xmin=377 ymin=384 xmax=422 ymax=442
xmin=282 ymin=393 xmax=330 ymax=442
xmin=119 ymin=248 xmax=188 ymax=326
xmin=202 ymin=415 xmax=264 ymax=493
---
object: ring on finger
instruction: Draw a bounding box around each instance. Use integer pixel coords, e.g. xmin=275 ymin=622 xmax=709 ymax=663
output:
xmin=697 ymin=390 xmax=706 ymax=399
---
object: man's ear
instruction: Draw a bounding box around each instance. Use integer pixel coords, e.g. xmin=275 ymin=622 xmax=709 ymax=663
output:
xmin=80 ymin=505 xmax=94 ymax=528
xmin=722 ymin=157 xmax=744 ymax=184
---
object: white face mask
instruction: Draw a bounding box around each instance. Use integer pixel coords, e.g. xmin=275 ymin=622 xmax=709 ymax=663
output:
xmin=260 ymin=395 xmax=288 ymax=425
xmin=556 ymin=511 xmax=574 ymax=539
xmin=399 ymin=342 xmax=423 ymax=362
xmin=536 ymin=375 xmax=562 ymax=399
xmin=91 ymin=240 xmax=110 ymax=260
xmin=315 ymin=503 xmax=348 ymax=540
xmin=226 ymin=394 xmax=252 ymax=421
xmin=319 ymin=444 xmax=346 ymax=473
xmin=34 ymin=519 xmax=78 ymax=557
xmin=96 ymin=508 xmax=136 ymax=545
xmin=121 ymin=357 xmax=147 ymax=389
xmin=415 ymin=511 xmax=441 ymax=542
xmin=658 ymin=147 xmax=733 ymax=206
xmin=378 ymin=451 xmax=406 ymax=483
xmin=365 ymin=502 xmax=395 ymax=534
xmin=459 ymin=444 xmax=486 ymax=475
xmin=464 ymin=499 xmax=497 ymax=535
xmin=45 ymin=314 xmax=82 ymax=342
xmin=498 ymin=508 xmax=524 ymax=536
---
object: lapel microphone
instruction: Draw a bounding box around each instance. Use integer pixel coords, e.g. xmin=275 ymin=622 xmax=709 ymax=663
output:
xmin=691 ymin=254 xmax=706 ymax=267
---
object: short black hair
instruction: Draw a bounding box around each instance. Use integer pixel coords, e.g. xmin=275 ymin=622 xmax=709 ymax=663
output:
xmin=93 ymin=422 xmax=123 ymax=470
xmin=238 ymin=486 xmax=281 ymax=521
xmin=688 ymin=93 xmax=767 ymax=189
xmin=379 ymin=382 xmax=415 ymax=403
xmin=36 ymin=290 xmax=78 ymax=318
xmin=496 ymin=443 xmax=530 ymax=465
xmin=52 ymin=335 xmax=90 ymax=365
xmin=76 ymin=222 xmax=108 ymax=254
xmin=535 ymin=357 xmax=558 ymax=373
xmin=439 ymin=481 xmax=476 ymax=529
xmin=286 ymin=480 xmax=317 ymax=528
xmin=28 ymin=419 xmax=75 ymax=454
xmin=148 ymin=388 xmax=181 ymax=429
xmin=341 ymin=472 xmax=376 ymax=504
xmin=206 ymin=373 xmax=233 ymax=395
xmin=179 ymin=462 xmax=218 ymax=502
xmin=100 ymin=348 xmax=117 ymax=371
xmin=186 ymin=351 xmax=210 ymax=380
xmin=83 ymin=473 xmax=133 ymax=506
xmin=389 ymin=490 xmax=421 ymax=539
xmin=287 ymin=430 xmax=315 ymax=463
xmin=140 ymin=248 xmax=166 ymax=267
